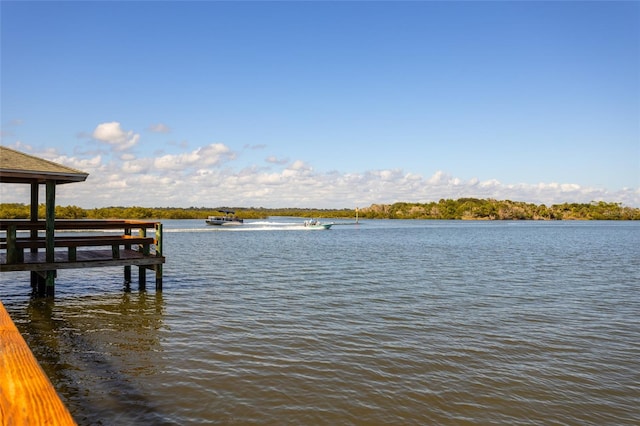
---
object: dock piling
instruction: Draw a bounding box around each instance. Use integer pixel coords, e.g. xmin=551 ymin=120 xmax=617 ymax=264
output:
xmin=155 ymin=223 xmax=163 ymax=291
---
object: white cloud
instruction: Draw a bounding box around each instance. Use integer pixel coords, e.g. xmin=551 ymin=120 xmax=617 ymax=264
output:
xmin=13 ymin=141 xmax=33 ymax=151
xmin=11 ymin=148 xmax=105 ymax=178
xmin=148 ymin=123 xmax=171 ymax=133
xmin=92 ymin=122 xmax=140 ymax=151
xmin=289 ymin=160 xmax=311 ymax=171
xmin=378 ymin=170 xmax=395 ymax=180
xmin=479 ymin=179 xmax=501 ymax=188
xmin=3 ymin=142 xmax=639 ymax=209
xmin=265 ymin=156 xmax=289 ymax=165
xmin=256 ymin=173 xmax=283 ymax=185
xmin=153 ymin=144 xmax=235 ymax=171
xmin=427 ymin=170 xmax=449 ymax=185
xmin=122 ymin=158 xmax=153 ymax=174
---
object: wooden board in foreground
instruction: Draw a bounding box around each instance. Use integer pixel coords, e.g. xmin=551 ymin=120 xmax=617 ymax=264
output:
xmin=0 ymin=301 xmax=76 ymax=425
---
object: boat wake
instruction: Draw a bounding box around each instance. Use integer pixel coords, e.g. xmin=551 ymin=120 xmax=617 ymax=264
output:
xmin=164 ymin=221 xmax=327 ymax=233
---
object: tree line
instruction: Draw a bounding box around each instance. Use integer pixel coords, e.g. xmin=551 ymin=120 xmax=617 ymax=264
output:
xmin=0 ymin=204 xmax=354 ymax=220
xmin=0 ymin=199 xmax=638 ymax=220
xmin=361 ymin=199 xmax=640 ymax=220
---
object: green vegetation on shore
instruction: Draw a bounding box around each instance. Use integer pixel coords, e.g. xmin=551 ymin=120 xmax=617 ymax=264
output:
xmin=363 ymin=199 xmax=640 ymax=220
xmin=1 ymin=199 xmax=638 ymax=220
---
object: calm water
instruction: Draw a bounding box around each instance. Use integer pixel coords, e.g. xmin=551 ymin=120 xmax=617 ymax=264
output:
xmin=1 ymin=219 xmax=639 ymax=425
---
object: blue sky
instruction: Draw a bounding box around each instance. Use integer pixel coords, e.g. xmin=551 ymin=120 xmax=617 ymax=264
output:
xmin=1 ymin=1 xmax=639 ymax=208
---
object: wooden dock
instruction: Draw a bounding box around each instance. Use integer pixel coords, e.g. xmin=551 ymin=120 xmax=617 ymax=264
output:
xmin=1 ymin=147 xmax=167 ymax=296
xmin=0 ymin=300 xmax=76 ymax=425
xmin=0 ymin=219 xmax=165 ymax=296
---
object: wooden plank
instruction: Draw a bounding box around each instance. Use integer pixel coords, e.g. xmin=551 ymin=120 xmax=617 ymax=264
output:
xmin=1 ymin=250 xmax=165 ymax=272
xmin=9 ymin=235 xmax=155 ymax=249
xmin=0 ymin=219 xmax=161 ymax=231
xmin=0 ymin=301 xmax=76 ymax=425
xmin=45 ymin=180 xmax=55 ymax=264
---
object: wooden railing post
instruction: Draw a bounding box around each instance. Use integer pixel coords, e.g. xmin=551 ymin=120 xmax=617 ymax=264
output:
xmin=138 ymin=227 xmax=147 ymax=291
xmin=155 ymin=223 xmax=163 ymax=291
xmin=111 ymin=244 xmax=120 ymax=259
xmin=44 ymin=180 xmax=56 ymax=297
xmin=139 ymin=228 xmax=149 ymax=255
xmin=124 ymin=227 xmax=132 ymax=284
xmin=6 ymin=224 xmax=18 ymax=264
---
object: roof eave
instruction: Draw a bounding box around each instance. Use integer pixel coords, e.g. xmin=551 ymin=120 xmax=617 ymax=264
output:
xmin=0 ymin=169 xmax=89 ymax=184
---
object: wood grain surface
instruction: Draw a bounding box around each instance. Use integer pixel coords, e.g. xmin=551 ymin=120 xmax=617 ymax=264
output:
xmin=0 ymin=301 xmax=76 ymax=425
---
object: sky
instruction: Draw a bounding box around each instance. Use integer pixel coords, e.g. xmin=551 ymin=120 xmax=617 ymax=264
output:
xmin=1 ymin=1 xmax=639 ymax=209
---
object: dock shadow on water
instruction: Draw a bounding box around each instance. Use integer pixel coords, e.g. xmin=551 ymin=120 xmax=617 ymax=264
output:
xmin=15 ymin=292 xmax=175 ymax=425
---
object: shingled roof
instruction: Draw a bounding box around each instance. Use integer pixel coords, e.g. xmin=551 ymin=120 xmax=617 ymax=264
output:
xmin=0 ymin=146 xmax=89 ymax=184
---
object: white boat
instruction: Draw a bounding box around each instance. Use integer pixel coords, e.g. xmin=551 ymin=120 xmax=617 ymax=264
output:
xmin=205 ymin=209 xmax=244 ymax=226
xmin=303 ymin=219 xmax=333 ymax=230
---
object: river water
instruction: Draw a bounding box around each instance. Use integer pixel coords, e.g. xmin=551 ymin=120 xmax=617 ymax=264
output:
xmin=1 ymin=219 xmax=639 ymax=425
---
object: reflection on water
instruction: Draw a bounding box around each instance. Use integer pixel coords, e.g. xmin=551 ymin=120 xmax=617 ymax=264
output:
xmin=2 ymin=219 xmax=640 ymax=425
xmin=15 ymin=292 xmax=172 ymax=425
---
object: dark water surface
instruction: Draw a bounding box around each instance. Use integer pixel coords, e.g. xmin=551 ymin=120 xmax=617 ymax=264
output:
xmin=1 ymin=219 xmax=639 ymax=425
